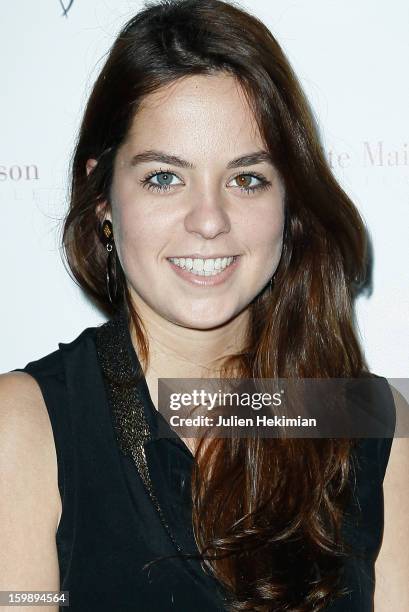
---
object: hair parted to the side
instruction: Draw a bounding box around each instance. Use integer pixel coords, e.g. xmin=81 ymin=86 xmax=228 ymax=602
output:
xmin=61 ymin=1 xmax=370 ymax=610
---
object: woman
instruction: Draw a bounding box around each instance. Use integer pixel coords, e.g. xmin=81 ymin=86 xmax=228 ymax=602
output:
xmin=1 ymin=0 xmax=407 ymax=610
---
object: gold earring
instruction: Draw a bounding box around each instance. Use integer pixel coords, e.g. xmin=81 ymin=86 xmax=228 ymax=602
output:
xmin=100 ymin=220 xmax=117 ymax=304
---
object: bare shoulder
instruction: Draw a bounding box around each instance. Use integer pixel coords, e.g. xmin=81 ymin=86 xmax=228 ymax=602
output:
xmin=0 ymin=370 xmax=49 ymax=420
xmin=0 ymin=371 xmax=61 ymax=594
xmin=374 ymin=437 xmax=409 ymax=610
xmin=0 ymin=371 xmax=59 ymax=472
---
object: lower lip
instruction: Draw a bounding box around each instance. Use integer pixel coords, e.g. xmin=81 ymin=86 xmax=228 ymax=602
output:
xmin=166 ymin=256 xmax=241 ymax=286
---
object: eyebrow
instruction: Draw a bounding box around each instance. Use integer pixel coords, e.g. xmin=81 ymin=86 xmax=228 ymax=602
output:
xmin=129 ymin=149 xmax=274 ymax=169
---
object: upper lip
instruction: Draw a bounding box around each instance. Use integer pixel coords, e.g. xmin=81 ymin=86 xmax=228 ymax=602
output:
xmin=167 ymin=253 xmax=239 ymax=259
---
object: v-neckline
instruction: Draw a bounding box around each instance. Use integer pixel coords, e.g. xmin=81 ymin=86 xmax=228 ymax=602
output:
xmin=94 ymin=306 xmax=197 ymax=554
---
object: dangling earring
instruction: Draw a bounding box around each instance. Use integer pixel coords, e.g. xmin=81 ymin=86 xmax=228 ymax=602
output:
xmin=100 ymin=219 xmax=117 ymax=304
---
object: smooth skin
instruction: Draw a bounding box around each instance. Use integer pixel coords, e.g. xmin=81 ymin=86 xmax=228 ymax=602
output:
xmin=1 ymin=73 xmax=408 ymax=609
xmin=0 ymin=371 xmax=60 ymax=611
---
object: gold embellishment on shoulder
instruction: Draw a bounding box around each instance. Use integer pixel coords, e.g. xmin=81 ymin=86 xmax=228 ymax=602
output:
xmin=94 ymin=310 xmax=183 ymax=554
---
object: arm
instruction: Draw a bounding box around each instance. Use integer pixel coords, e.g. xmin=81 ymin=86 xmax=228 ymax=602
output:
xmin=0 ymin=372 xmax=62 ymax=611
xmin=374 ymin=436 xmax=409 ymax=610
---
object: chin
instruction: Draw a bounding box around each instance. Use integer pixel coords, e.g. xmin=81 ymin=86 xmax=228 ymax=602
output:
xmin=178 ymin=321 xmax=229 ymax=332
xmin=171 ymin=306 xmax=240 ymax=330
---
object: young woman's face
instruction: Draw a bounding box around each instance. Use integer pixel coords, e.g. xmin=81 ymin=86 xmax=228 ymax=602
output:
xmin=99 ymin=73 xmax=285 ymax=329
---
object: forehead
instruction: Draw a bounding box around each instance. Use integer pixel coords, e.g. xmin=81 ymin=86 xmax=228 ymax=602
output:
xmin=123 ymin=73 xmax=264 ymax=153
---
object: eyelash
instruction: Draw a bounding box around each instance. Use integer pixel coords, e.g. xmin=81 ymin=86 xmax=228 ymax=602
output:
xmin=139 ymin=167 xmax=272 ymax=195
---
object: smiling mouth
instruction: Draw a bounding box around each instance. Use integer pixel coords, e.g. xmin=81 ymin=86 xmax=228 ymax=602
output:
xmin=166 ymin=255 xmax=239 ymax=276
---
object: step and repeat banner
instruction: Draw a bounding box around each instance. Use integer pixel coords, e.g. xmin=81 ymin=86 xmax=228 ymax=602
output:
xmin=1 ymin=1 xmax=408 ymax=375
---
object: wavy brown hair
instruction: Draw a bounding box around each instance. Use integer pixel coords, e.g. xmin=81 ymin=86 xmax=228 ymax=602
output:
xmin=61 ymin=1 xmax=370 ymax=610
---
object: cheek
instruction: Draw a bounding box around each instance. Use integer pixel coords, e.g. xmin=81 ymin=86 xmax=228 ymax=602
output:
xmin=114 ymin=205 xmax=170 ymax=273
xmin=264 ymin=196 xmax=285 ymax=245
xmin=243 ymin=204 xmax=285 ymax=254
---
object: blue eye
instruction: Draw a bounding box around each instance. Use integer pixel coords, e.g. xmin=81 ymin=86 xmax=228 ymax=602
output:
xmin=140 ymin=170 xmax=182 ymax=192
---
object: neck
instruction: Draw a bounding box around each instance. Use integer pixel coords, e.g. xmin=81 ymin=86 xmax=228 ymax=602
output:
xmin=128 ymin=293 xmax=250 ymax=379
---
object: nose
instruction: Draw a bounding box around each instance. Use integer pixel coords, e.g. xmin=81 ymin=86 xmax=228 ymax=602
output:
xmin=183 ymin=187 xmax=231 ymax=240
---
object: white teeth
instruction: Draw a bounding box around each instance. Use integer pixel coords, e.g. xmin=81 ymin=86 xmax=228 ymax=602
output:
xmin=192 ymin=259 xmax=203 ymax=273
xmin=168 ymin=256 xmax=236 ymax=275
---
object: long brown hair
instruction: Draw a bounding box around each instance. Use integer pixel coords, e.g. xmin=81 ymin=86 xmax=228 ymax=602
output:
xmin=62 ymin=1 xmax=370 ymax=609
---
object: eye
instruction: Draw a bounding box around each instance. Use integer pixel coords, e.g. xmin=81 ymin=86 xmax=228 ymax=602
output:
xmin=139 ymin=168 xmax=183 ymax=192
xmin=139 ymin=169 xmax=272 ymax=195
xmin=228 ymin=173 xmax=272 ymax=195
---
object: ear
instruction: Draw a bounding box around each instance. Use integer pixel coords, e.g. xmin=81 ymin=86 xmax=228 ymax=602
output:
xmin=96 ymin=202 xmax=112 ymax=224
xmin=86 ymin=158 xmax=98 ymax=176
xmin=86 ymin=158 xmax=112 ymax=224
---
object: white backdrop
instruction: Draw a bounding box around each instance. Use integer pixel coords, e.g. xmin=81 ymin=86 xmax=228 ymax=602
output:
xmin=1 ymin=0 xmax=408 ymax=376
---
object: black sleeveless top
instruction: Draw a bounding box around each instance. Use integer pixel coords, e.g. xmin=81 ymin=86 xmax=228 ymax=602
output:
xmin=12 ymin=307 xmax=396 ymax=611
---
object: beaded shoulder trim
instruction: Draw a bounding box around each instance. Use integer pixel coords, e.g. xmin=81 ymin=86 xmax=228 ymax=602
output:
xmin=95 ymin=313 xmax=152 ymax=488
xmin=94 ymin=310 xmax=184 ymax=554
